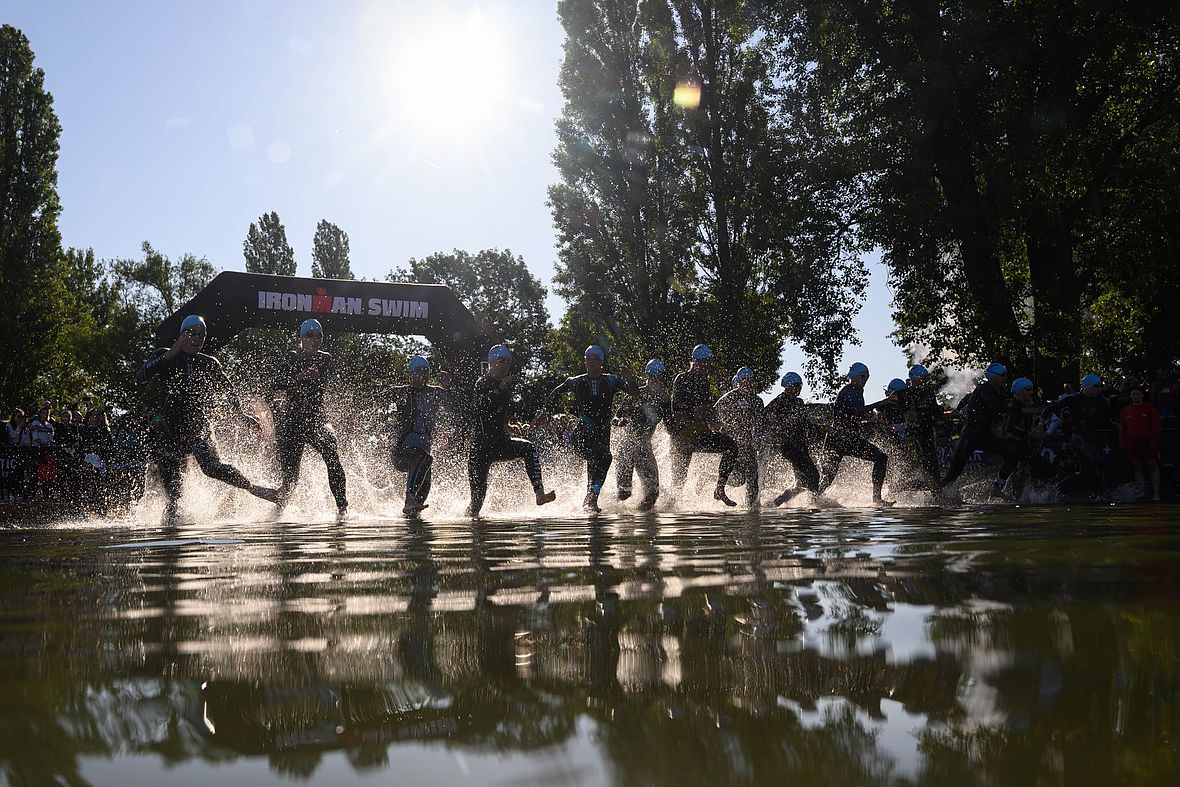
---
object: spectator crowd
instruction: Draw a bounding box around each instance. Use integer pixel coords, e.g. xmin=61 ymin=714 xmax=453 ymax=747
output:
xmin=1 ymin=398 xmax=147 ymax=511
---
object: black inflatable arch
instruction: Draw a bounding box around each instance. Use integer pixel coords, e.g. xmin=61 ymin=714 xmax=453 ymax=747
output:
xmin=155 ymin=272 xmax=497 ymax=381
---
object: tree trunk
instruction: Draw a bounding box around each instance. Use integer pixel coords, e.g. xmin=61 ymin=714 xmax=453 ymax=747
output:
xmin=1026 ymin=204 xmax=1081 ymax=393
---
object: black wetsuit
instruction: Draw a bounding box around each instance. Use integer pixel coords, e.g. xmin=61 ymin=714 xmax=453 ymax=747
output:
xmin=1004 ymin=397 xmax=1043 ymax=443
xmin=137 ymin=348 xmax=272 ymax=515
xmin=272 ymin=349 xmax=348 ymax=510
xmin=467 ymin=373 xmax=546 ymax=515
xmin=390 ymin=384 xmax=455 ymax=505
xmin=942 ymin=381 xmax=1020 ymax=486
xmin=669 ymin=369 xmax=737 ymax=489
xmin=764 ymin=391 xmax=821 ymax=495
xmin=714 ymin=388 xmax=765 ymax=504
xmin=898 ymin=385 xmax=942 ymax=487
xmin=1042 ymin=393 xmax=1116 ymax=485
xmin=614 ymin=382 xmax=671 ymax=506
xmin=547 ymin=373 xmax=638 ymax=496
xmin=1043 ymin=393 xmax=1114 ymax=441
xmin=819 ymin=384 xmax=889 ymax=497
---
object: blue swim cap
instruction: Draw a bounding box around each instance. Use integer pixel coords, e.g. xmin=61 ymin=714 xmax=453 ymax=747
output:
xmin=731 ymin=366 xmax=754 ymax=388
xmin=908 ymin=364 xmax=930 ymax=380
xmin=644 ymin=358 xmax=667 ymax=375
xmin=299 ymin=318 xmax=323 ymax=338
xmin=848 ymin=362 xmax=869 ymax=378
xmin=179 ymin=315 xmax=206 ymax=336
xmin=488 ymin=344 xmax=512 ymax=362
xmin=781 ymin=371 xmax=803 ymax=388
xmin=408 ymin=355 xmax=430 ymax=373
xmin=985 ymin=363 xmax=1008 ymax=380
xmin=1011 ymin=377 xmax=1034 ymax=394
xmin=691 ymin=343 xmax=713 ymax=361
xmin=584 ymin=345 xmax=605 ymax=361
xmin=1081 ymin=373 xmax=1102 ymax=390
xmin=886 ymin=378 xmax=907 ymax=394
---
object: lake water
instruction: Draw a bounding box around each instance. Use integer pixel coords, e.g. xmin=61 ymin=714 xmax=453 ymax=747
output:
xmin=2 ymin=506 xmax=1178 ymax=786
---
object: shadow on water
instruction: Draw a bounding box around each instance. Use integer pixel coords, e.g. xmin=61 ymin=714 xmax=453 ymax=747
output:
xmin=1 ymin=506 xmax=1179 ymax=785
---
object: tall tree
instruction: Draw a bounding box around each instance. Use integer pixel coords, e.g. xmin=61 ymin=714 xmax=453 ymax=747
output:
xmin=111 ymin=241 xmax=216 ymax=322
xmin=771 ymin=0 xmax=1180 ymax=389
xmin=550 ymin=0 xmax=868 ymax=386
xmin=0 ymin=25 xmax=92 ymax=408
xmin=549 ymin=0 xmax=700 ymax=364
xmin=243 ymin=211 xmax=296 ymax=275
xmin=311 ymin=220 xmax=353 ymax=279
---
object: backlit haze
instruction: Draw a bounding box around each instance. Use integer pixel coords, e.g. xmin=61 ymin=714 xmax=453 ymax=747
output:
xmin=8 ymin=0 xmax=906 ymax=397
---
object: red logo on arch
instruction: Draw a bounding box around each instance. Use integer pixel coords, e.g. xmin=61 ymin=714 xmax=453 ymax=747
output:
xmin=311 ymin=287 xmax=332 ymax=313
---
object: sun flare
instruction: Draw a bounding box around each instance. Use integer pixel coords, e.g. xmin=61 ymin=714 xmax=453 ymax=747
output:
xmin=375 ymin=6 xmax=516 ymax=146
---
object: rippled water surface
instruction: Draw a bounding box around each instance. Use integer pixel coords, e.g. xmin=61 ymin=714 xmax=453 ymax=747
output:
xmin=2 ymin=506 xmax=1179 ymax=786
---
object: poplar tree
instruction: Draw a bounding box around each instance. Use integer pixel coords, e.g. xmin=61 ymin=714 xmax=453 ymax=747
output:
xmin=549 ymin=0 xmax=699 ymax=363
xmin=311 ymin=220 xmax=353 ymax=279
xmin=243 ymin=211 xmax=296 ymax=276
xmin=550 ymin=1 xmax=869 ymax=384
xmin=0 ymin=25 xmax=91 ymax=407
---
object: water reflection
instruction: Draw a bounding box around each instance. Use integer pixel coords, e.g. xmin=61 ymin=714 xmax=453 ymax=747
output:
xmin=1 ymin=508 xmax=1179 ymax=785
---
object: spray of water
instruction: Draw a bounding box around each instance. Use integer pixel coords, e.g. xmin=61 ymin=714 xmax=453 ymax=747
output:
xmin=113 ymin=409 xmax=942 ymax=528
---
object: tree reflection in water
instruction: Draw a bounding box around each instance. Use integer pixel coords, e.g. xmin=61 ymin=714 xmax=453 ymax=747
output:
xmin=0 ymin=507 xmax=1178 ymax=785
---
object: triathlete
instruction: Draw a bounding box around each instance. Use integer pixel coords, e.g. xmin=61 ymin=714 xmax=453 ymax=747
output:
xmin=614 ymin=358 xmax=672 ymax=511
xmin=271 ymin=318 xmax=348 ymax=517
xmin=668 ymin=344 xmax=739 ymax=507
xmin=818 ymin=362 xmax=895 ymax=506
xmin=390 ymin=355 xmax=455 ymax=515
xmin=467 ymin=344 xmax=557 ymax=517
xmin=1043 ymin=373 xmax=1115 ymax=442
xmin=713 ymin=366 xmax=765 ymax=507
xmin=137 ymin=315 xmax=279 ymax=523
xmin=539 ymin=345 xmax=638 ymax=512
xmin=902 ymin=364 xmax=942 ymax=489
xmin=1004 ymin=377 xmax=1045 ymax=444
xmin=941 ymin=363 xmax=1021 ymax=495
xmin=765 ymin=371 xmax=822 ymax=504
xmin=1041 ymin=373 xmax=1117 ymax=489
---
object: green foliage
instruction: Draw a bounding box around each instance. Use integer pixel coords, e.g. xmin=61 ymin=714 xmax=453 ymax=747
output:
xmin=545 ymin=306 xmax=616 ymax=378
xmin=111 ymin=241 xmax=216 ymax=321
xmin=770 ymin=0 xmax=1180 ymax=389
xmin=390 ymin=247 xmax=552 ymax=372
xmin=311 ymin=220 xmax=353 ymax=280
xmin=63 ymin=247 xmax=154 ymax=409
xmin=550 ymin=0 xmax=869 ymax=390
xmin=549 ymin=0 xmax=701 ymax=365
xmin=243 ymin=211 xmax=296 ymax=276
xmin=0 ymin=25 xmax=94 ymax=410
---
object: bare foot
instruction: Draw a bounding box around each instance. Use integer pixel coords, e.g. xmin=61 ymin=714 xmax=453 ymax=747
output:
xmin=713 ymin=488 xmax=737 ymax=507
xmin=402 ymin=494 xmax=429 ymax=515
xmin=536 ymin=490 xmax=556 ymax=506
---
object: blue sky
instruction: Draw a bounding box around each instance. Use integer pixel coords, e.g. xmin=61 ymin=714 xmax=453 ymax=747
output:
xmin=8 ymin=0 xmax=907 ymax=398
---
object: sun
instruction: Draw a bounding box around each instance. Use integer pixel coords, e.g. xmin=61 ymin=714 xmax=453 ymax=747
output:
xmin=374 ymin=6 xmax=516 ymax=147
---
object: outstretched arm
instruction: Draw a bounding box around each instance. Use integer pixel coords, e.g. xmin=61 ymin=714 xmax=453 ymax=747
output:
xmin=538 ymin=379 xmax=573 ymax=419
xmin=136 ymin=348 xmax=172 ymax=384
xmin=211 ymin=360 xmax=261 ymax=428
